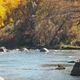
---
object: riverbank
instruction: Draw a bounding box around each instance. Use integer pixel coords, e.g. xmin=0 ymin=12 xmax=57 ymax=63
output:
xmin=0 ymin=38 xmax=80 ymax=50
xmin=0 ymin=44 xmax=80 ymax=51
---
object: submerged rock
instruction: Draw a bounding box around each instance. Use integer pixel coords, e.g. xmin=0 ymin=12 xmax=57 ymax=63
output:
xmin=68 ymin=61 xmax=75 ymax=63
xmin=20 ymin=48 xmax=29 ymax=52
xmin=0 ymin=47 xmax=8 ymax=52
xmin=71 ymin=62 xmax=80 ymax=76
xmin=55 ymin=64 xmax=66 ymax=70
xmin=40 ymin=48 xmax=49 ymax=53
xmin=15 ymin=49 xmax=20 ymax=51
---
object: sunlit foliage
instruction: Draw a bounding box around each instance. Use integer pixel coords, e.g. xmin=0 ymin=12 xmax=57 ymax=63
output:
xmin=0 ymin=0 xmax=27 ymax=27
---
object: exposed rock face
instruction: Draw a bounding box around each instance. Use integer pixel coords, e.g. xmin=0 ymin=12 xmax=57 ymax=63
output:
xmin=71 ymin=62 xmax=80 ymax=76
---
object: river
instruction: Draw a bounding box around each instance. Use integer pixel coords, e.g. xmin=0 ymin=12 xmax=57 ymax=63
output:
xmin=0 ymin=50 xmax=80 ymax=80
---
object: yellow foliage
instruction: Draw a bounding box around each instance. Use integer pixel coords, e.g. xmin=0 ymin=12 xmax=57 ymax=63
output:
xmin=0 ymin=0 xmax=27 ymax=27
xmin=4 ymin=0 xmax=26 ymax=9
xmin=0 ymin=21 xmax=4 ymax=27
xmin=0 ymin=6 xmax=6 ymax=19
xmin=9 ymin=18 xmax=14 ymax=23
xmin=70 ymin=23 xmax=79 ymax=35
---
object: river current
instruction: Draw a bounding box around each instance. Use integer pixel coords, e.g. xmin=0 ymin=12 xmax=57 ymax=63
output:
xmin=0 ymin=50 xmax=80 ymax=80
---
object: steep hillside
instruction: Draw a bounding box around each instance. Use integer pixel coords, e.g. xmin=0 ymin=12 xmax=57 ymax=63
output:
xmin=0 ymin=0 xmax=80 ymax=49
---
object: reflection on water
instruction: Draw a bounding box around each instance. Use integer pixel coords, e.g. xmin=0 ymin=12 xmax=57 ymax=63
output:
xmin=0 ymin=50 xmax=80 ymax=80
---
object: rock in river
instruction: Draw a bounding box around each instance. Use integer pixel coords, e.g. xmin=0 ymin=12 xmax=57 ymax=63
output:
xmin=40 ymin=48 xmax=49 ymax=53
xmin=68 ymin=61 xmax=75 ymax=63
xmin=55 ymin=64 xmax=66 ymax=70
xmin=20 ymin=48 xmax=29 ymax=52
xmin=71 ymin=62 xmax=80 ymax=76
xmin=0 ymin=47 xmax=8 ymax=52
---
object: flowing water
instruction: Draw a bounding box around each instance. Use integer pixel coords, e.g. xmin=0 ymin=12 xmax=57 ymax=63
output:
xmin=0 ymin=50 xmax=80 ymax=80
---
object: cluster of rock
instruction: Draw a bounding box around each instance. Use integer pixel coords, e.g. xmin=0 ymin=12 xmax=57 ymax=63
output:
xmin=0 ymin=47 xmax=50 ymax=53
xmin=0 ymin=47 xmax=30 ymax=53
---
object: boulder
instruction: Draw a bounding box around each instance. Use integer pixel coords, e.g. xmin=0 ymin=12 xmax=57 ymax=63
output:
xmin=68 ymin=61 xmax=75 ymax=63
xmin=0 ymin=47 xmax=8 ymax=52
xmin=71 ymin=62 xmax=80 ymax=76
xmin=20 ymin=48 xmax=29 ymax=52
xmin=40 ymin=48 xmax=49 ymax=53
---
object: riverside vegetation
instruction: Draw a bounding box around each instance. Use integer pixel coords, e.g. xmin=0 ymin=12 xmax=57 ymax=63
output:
xmin=0 ymin=0 xmax=80 ymax=49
